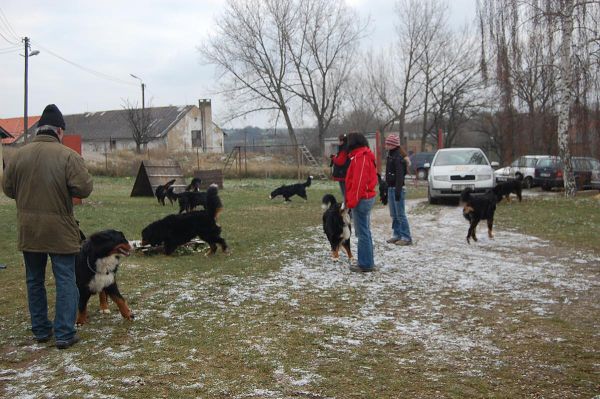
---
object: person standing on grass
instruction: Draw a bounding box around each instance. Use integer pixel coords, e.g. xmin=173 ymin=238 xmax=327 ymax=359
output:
xmin=2 ymin=104 xmax=93 ymax=349
xmin=344 ymin=132 xmax=378 ymax=272
xmin=330 ymin=133 xmax=350 ymax=201
xmin=384 ymin=134 xmax=413 ymax=245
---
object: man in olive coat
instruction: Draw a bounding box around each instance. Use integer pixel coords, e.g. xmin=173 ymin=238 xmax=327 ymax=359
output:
xmin=2 ymin=104 xmax=93 ymax=349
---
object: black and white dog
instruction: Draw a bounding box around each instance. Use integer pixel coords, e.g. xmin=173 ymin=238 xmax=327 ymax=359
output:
xmin=75 ymin=230 xmax=133 ymax=325
xmin=322 ymin=194 xmax=353 ymax=262
xmin=142 ymin=184 xmax=227 ymax=255
xmin=270 ymin=176 xmax=313 ymax=202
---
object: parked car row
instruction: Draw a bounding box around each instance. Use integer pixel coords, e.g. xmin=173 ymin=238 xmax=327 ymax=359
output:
xmin=420 ymin=148 xmax=599 ymax=204
xmin=534 ymin=156 xmax=600 ymax=191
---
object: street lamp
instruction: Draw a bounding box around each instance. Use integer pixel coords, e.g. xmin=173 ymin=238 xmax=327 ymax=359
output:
xmin=130 ymin=73 xmax=146 ymax=150
xmin=23 ymin=37 xmax=40 ymax=144
xmin=129 ymin=73 xmax=146 ymax=113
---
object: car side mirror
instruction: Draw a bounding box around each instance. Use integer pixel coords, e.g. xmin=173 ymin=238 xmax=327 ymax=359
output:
xmin=423 ymin=163 xmax=430 ymax=169
xmin=491 ymin=161 xmax=499 ymax=168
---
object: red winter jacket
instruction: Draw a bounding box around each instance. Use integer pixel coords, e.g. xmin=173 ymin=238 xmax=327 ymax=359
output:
xmin=345 ymin=146 xmax=377 ymax=209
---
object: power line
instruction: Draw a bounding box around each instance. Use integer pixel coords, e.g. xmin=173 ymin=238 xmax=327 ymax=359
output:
xmin=0 ymin=7 xmax=20 ymax=42
xmin=30 ymin=40 xmax=138 ymax=87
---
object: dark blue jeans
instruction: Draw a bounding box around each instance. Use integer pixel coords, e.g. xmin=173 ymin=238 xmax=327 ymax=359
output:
xmin=353 ymin=197 xmax=375 ymax=269
xmin=23 ymin=252 xmax=79 ymax=342
xmin=388 ymin=186 xmax=412 ymax=242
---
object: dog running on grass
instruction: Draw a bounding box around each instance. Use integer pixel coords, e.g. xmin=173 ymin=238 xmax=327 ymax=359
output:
xmin=322 ymin=194 xmax=353 ymax=262
xmin=75 ymin=230 xmax=133 ymax=325
xmin=269 ymin=176 xmax=313 ymax=202
xmin=141 ymin=184 xmax=227 ymax=255
xmin=461 ymin=187 xmax=498 ymax=244
xmin=155 ymin=179 xmax=176 ymax=206
xmin=493 ymin=175 xmax=523 ymax=203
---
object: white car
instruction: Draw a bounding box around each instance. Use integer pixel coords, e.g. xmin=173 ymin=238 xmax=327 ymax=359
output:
xmin=494 ymin=155 xmax=551 ymax=188
xmin=426 ymin=148 xmax=498 ymax=204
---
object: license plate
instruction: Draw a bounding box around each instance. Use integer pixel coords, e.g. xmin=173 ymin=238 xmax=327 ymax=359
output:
xmin=540 ymin=173 xmax=550 ymax=177
xmin=451 ymin=184 xmax=474 ymax=192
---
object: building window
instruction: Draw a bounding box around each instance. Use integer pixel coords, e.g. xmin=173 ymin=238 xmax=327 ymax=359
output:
xmin=192 ymin=130 xmax=203 ymax=147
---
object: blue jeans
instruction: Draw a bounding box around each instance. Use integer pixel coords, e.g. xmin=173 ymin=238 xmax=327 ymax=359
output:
xmin=388 ymin=186 xmax=412 ymax=242
xmin=353 ymin=197 xmax=375 ymax=269
xmin=23 ymin=252 xmax=79 ymax=342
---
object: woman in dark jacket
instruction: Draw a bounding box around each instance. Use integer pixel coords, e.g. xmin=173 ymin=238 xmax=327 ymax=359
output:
xmin=330 ymin=133 xmax=350 ymax=200
xmin=384 ymin=134 xmax=412 ymax=245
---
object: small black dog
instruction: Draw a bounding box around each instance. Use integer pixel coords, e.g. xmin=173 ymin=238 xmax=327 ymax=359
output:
xmin=493 ymin=175 xmax=523 ymax=203
xmin=270 ymin=176 xmax=313 ymax=202
xmin=142 ymin=185 xmax=227 ymax=255
xmin=461 ymin=187 xmax=498 ymax=244
xmin=155 ymin=179 xmax=176 ymax=206
xmin=322 ymin=194 xmax=352 ymax=261
xmin=75 ymin=230 xmax=133 ymax=325
xmin=377 ymin=173 xmax=388 ymax=205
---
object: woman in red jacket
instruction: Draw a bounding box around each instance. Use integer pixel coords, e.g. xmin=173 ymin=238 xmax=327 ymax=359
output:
xmin=345 ymin=133 xmax=378 ymax=272
xmin=330 ymin=134 xmax=350 ymax=200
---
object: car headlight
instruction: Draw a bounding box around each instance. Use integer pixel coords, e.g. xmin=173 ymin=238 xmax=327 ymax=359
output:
xmin=477 ymin=174 xmax=492 ymax=180
xmin=433 ymin=175 xmax=449 ymax=181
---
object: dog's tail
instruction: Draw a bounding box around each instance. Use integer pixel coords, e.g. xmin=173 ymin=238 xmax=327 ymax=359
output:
xmin=164 ymin=179 xmax=176 ymax=188
xmin=206 ymin=183 xmax=223 ymax=219
xmin=460 ymin=187 xmax=473 ymax=203
xmin=321 ymin=194 xmax=337 ymax=210
xmin=304 ymin=176 xmax=313 ymax=187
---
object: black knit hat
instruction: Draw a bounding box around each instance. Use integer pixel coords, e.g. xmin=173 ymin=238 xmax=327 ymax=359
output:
xmin=38 ymin=104 xmax=65 ymax=129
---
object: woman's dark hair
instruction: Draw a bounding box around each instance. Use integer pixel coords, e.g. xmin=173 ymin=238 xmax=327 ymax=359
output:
xmin=347 ymin=132 xmax=369 ymax=151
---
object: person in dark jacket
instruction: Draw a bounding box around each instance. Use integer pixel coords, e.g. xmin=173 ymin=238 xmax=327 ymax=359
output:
xmin=2 ymin=104 xmax=93 ymax=349
xmin=345 ymin=133 xmax=378 ymax=272
xmin=384 ymin=134 xmax=412 ymax=245
xmin=330 ymin=133 xmax=350 ymax=200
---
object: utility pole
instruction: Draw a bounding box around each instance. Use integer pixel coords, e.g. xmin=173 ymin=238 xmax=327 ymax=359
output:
xmin=22 ymin=37 xmax=39 ymax=144
xmin=23 ymin=37 xmax=30 ymax=144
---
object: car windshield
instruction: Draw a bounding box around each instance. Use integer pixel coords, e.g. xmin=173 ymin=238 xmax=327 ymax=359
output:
xmin=536 ymin=158 xmax=560 ymax=168
xmin=525 ymin=158 xmax=539 ymax=167
xmin=434 ymin=150 xmax=488 ymax=166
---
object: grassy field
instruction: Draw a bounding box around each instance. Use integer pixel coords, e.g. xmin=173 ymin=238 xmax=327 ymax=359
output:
xmin=0 ymin=178 xmax=598 ymax=398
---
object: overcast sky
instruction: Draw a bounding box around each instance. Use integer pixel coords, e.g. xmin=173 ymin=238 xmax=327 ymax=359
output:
xmin=0 ymin=0 xmax=477 ymax=129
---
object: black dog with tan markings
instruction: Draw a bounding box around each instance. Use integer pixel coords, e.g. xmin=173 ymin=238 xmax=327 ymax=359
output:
xmin=322 ymin=194 xmax=353 ymax=262
xmin=75 ymin=229 xmax=133 ymax=325
xmin=461 ymin=187 xmax=498 ymax=244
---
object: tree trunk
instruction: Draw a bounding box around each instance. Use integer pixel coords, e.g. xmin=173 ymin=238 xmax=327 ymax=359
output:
xmin=557 ymin=7 xmax=576 ymax=197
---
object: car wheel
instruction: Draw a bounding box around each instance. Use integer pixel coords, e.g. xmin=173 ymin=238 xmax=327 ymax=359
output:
xmin=523 ymin=176 xmax=533 ymax=189
xmin=428 ymin=187 xmax=438 ymax=205
xmin=417 ymin=169 xmax=427 ymax=180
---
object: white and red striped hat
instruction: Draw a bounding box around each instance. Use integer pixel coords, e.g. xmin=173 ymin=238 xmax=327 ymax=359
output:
xmin=385 ymin=134 xmax=400 ymax=147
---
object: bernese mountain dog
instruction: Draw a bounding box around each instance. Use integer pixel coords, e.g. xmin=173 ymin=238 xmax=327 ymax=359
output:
xmin=141 ymin=184 xmax=227 ymax=255
xmin=322 ymin=194 xmax=353 ymax=262
xmin=461 ymin=187 xmax=498 ymax=244
xmin=75 ymin=229 xmax=133 ymax=325
xmin=493 ymin=175 xmax=523 ymax=203
xmin=155 ymin=179 xmax=176 ymax=206
xmin=270 ymin=176 xmax=313 ymax=202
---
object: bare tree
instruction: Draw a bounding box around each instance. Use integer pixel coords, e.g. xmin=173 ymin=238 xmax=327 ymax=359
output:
xmin=200 ymin=0 xmax=300 ymax=147
xmin=478 ymin=0 xmax=600 ymax=197
xmin=284 ymin=0 xmax=365 ymax=155
xmin=122 ymin=100 xmax=155 ymax=153
xmin=426 ymin=28 xmax=484 ymax=148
